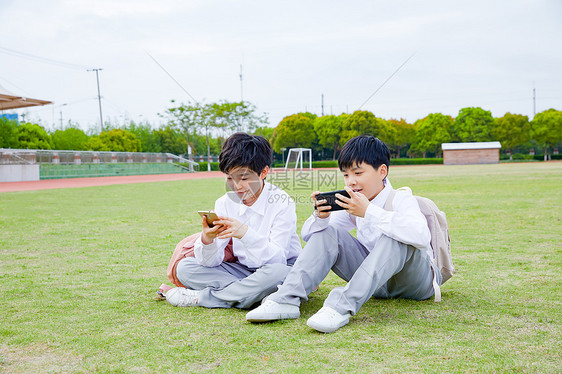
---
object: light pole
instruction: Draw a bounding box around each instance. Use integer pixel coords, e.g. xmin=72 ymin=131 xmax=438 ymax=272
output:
xmin=59 ymin=103 xmax=67 ymax=130
xmin=88 ymin=68 xmax=104 ymax=132
xmin=281 ymin=147 xmax=287 ymax=166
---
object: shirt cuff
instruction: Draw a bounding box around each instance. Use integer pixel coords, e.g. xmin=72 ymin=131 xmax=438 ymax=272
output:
xmin=194 ymin=237 xmax=220 ymax=266
xmin=239 ymin=226 xmax=264 ymax=249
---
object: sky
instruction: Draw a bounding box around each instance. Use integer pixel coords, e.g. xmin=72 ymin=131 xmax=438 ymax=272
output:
xmin=1 ymin=0 xmax=561 ymax=132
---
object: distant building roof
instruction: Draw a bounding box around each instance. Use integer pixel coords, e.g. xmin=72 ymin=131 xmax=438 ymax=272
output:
xmin=0 ymin=84 xmax=52 ymax=110
xmin=442 ymin=141 xmax=502 ymax=150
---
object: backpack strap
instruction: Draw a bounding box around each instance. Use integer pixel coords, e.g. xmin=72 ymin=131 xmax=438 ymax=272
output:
xmin=383 ymin=187 xmax=442 ymax=302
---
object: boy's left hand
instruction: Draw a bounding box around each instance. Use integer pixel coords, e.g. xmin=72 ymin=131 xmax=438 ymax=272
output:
xmin=335 ymin=186 xmax=371 ymax=218
xmin=215 ymin=217 xmax=249 ymax=240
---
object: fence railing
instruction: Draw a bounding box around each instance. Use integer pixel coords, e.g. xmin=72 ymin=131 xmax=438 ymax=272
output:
xmin=0 ymin=149 xmax=199 ymax=172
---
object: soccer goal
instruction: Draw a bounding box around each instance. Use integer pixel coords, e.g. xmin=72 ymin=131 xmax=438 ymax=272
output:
xmin=284 ymin=148 xmax=312 ymax=171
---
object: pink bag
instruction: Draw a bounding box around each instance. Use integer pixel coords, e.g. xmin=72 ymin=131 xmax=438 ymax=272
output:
xmin=166 ymin=233 xmax=237 ymax=288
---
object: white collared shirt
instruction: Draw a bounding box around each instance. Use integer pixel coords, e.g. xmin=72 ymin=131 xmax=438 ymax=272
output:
xmin=301 ymin=179 xmax=433 ymax=258
xmin=194 ymin=181 xmax=301 ymax=268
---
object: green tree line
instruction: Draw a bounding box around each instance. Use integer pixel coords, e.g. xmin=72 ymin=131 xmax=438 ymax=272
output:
xmin=2 ymin=104 xmax=561 ymax=161
xmin=271 ymin=107 xmax=562 ymax=160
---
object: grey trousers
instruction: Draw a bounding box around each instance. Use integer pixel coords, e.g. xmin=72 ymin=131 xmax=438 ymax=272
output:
xmin=268 ymin=226 xmax=439 ymax=316
xmin=176 ymin=257 xmax=294 ymax=309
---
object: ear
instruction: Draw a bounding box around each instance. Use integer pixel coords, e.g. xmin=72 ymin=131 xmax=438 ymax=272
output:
xmin=260 ymin=166 xmax=270 ymax=180
xmin=378 ymin=164 xmax=388 ymax=179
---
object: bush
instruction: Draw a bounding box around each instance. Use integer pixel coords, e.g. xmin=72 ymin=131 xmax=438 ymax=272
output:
xmin=512 ymin=153 xmax=534 ymax=160
xmin=390 ymin=158 xmax=443 ymax=165
xmin=533 ymin=154 xmax=562 ymax=161
xmin=312 ymin=161 xmax=339 ymax=168
xmin=197 ymin=162 xmax=220 ymax=171
xmin=272 ymin=158 xmax=443 ymax=168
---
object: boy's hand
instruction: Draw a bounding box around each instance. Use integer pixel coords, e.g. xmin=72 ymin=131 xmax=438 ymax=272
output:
xmin=335 ymin=186 xmax=370 ymax=218
xmin=215 ymin=217 xmax=249 ymax=240
xmin=312 ymin=191 xmax=332 ymax=219
xmin=200 ymin=217 xmax=226 ymax=245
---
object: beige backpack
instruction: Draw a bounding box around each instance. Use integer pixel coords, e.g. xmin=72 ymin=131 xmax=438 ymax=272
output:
xmin=385 ymin=187 xmax=455 ymax=301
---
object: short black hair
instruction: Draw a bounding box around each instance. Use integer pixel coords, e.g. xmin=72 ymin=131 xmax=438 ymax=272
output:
xmin=219 ymin=132 xmax=272 ymax=175
xmin=338 ymin=135 xmax=390 ymax=171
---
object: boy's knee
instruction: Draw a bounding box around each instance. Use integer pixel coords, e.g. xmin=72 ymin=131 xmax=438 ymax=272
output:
xmin=308 ymin=225 xmax=342 ymax=244
xmin=176 ymin=257 xmax=203 ymax=284
xmin=260 ymin=263 xmax=291 ymax=281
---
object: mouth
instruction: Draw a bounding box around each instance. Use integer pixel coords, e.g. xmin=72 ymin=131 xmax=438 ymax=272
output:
xmin=352 ymin=189 xmax=362 ymax=193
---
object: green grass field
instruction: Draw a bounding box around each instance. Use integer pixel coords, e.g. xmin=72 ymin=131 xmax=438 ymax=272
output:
xmin=1 ymin=162 xmax=561 ymax=373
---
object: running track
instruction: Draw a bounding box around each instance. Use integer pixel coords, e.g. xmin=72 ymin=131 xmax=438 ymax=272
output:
xmin=0 ymin=172 xmax=224 ymax=193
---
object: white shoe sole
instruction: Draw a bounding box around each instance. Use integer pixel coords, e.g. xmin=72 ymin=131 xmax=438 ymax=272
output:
xmin=306 ymin=316 xmax=350 ymax=333
xmin=246 ymin=311 xmax=300 ymax=322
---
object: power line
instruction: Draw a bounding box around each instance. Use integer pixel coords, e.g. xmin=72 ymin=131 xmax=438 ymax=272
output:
xmin=358 ymin=53 xmax=416 ymax=110
xmin=145 ymin=50 xmax=200 ymax=105
xmin=0 ymin=45 xmax=88 ymax=70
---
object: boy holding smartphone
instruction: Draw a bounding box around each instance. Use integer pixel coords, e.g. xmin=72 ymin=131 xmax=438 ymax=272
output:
xmin=166 ymin=133 xmax=301 ymax=309
xmin=246 ymin=135 xmax=441 ymax=332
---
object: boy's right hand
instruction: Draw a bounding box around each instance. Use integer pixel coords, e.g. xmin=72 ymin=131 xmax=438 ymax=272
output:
xmin=200 ymin=216 xmax=226 ymax=245
xmin=312 ymin=191 xmax=332 ymax=219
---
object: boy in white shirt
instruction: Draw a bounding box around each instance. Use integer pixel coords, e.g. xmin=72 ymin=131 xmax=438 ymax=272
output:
xmin=166 ymin=133 xmax=301 ymax=309
xmin=246 ymin=135 xmax=441 ymax=332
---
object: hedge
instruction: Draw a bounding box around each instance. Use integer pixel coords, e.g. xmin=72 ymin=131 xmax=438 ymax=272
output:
xmin=273 ymin=158 xmax=444 ymax=168
xmin=191 ymin=155 xmax=559 ymax=172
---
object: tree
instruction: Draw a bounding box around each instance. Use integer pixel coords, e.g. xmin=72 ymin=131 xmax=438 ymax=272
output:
xmin=124 ymin=121 xmax=162 ymax=153
xmin=0 ymin=118 xmax=19 ymax=148
xmin=51 ymin=127 xmax=89 ymax=150
xmin=492 ymin=113 xmax=530 ymax=160
xmin=86 ymin=129 xmax=141 ymax=152
xmin=154 ymin=126 xmax=188 ymax=155
xmin=386 ymin=118 xmax=415 ymax=158
xmin=451 ymin=107 xmax=494 ymax=142
xmin=271 ymin=113 xmax=317 ymax=153
xmin=340 ymin=110 xmax=395 ymax=146
xmin=252 ymin=126 xmax=275 ymax=141
xmin=531 ymin=108 xmax=562 ymax=160
xmin=16 ymin=123 xmax=52 ymax=149
xmin=163 ymin=100 xmax=268 ymax=170
xmin=162 ymin=100 xmax=200 ymax=150
xmin=410 ymin=113 xmax=453 ymax=158
xmin=222 ymin=101 xmax=268 ymax=133
xmin=313 ymin=115 xmax=344 ymax=160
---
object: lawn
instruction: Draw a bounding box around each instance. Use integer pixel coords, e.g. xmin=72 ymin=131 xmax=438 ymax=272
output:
xmin=1 ymin=162 xmax=561 ymax=373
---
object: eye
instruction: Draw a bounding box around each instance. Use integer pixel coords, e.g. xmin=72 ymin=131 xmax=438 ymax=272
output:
xmin=342 ymin=173 xmax=348 ymax=177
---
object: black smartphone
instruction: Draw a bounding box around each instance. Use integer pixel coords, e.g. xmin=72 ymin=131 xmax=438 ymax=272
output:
xmin=315 ymin=189 xmax=350 ymax=211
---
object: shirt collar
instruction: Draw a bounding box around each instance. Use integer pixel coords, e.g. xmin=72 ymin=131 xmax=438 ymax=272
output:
xmin=371 ymin=178 xmax=393 ymax=208
xmin=237 ymin=180 xmax=269 ymax=216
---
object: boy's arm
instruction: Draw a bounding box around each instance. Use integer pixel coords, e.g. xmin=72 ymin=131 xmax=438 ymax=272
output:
xmin=363 ymin=189 xmax=430 ymax=249
xmin=193 ymin=199 xmax=230 ymax=267
xmin=301 ymin=211 xmax=356 ymax=242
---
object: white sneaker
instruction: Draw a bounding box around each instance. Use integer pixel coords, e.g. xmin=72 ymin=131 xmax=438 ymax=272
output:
xmin=307 ymin=306 xmax=351 ymax=333
xmin=246 ymin=300 xmax=300 ymax=322
xmin=166 ymin=287 xmax=200 ymax=307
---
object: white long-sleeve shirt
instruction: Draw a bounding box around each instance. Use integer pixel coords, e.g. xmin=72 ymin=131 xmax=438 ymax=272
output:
xmin=194 ymin=182 xmax=301 ymax=268
xmin=301 ymin=180 xmax=433 ymax=258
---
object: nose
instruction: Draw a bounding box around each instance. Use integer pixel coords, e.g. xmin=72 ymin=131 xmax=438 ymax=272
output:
xmin=346 ymin=175 xmax=356 ymax=186
xmin=233 ymin=180 xmax=246 ymax=192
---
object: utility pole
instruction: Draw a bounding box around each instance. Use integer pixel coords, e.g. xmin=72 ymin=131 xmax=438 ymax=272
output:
xmin=239 ymin=64 xmax=244 ymax=102
xmin=533 ymin=82 xmax=536 ymax=118
xmin=59 ymin=103 xmax=67 ymax=130
xmin=321 ymin=94 xmax=324 ymax=116
xmin=88 ymin=68 xmax=104 ymax=132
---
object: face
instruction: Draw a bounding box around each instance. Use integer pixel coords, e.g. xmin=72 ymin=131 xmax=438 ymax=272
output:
xmin=225 ymin=166 xmax=268 ymax=205
xmin=341 ymin=162 xmax=387 ymax=201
